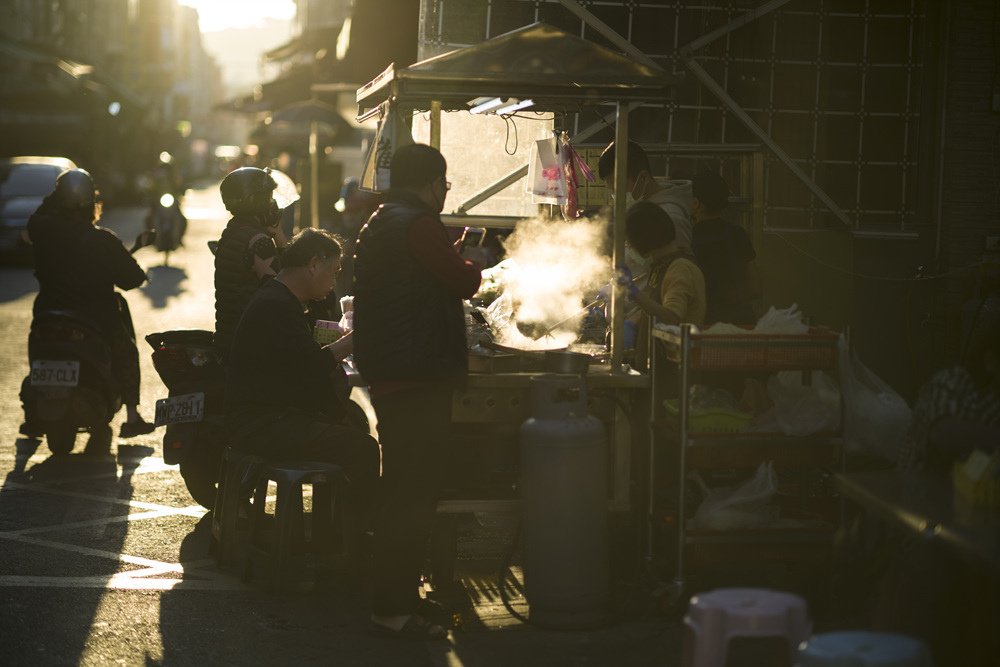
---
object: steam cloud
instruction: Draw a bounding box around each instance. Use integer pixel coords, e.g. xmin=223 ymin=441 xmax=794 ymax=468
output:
xmin=490 ymin=216 xmax=612 ymax=348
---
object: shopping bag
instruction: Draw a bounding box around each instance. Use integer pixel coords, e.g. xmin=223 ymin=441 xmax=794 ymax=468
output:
xmin=527 ymin=135 xmax=566 ymax=203
xmin=838 ymin=336 xmax=912 ymax=461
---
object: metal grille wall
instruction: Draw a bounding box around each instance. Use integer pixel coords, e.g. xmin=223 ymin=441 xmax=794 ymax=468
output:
xmin=420 ymin=0 xmax=931 ymax=233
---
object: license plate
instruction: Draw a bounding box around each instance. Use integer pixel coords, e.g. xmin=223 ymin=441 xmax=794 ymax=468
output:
xmin=30 ymin=360 xmax=80 ymax=387
xmin=154 ymin=392 xmax=205 ymax=426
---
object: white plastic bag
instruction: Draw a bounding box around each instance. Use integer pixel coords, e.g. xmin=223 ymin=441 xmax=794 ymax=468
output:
xmin=765 ymin=370 xmax=842 ymax=436
xmin=360 ymin=102 xmax=413 ymax=192
xmin=692 ymin=462 xmax=780 ymax=531
xmin=838 ymin=336 xmax=912 ymax=461
xmin=527 ymin=136 xmax=566 ymax=203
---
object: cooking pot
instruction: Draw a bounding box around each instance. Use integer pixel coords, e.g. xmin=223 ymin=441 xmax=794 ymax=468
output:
xmin=543 ymin=350 xmax=591 ymax=375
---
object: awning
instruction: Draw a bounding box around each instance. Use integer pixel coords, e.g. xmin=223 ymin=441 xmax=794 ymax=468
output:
xmin=263 ymin=25 xmax=342 ymax=64
xmin=356 ymin=22 xmax=682 ymax=116
xmin=0 ymin=37 xmax=145 ymax=108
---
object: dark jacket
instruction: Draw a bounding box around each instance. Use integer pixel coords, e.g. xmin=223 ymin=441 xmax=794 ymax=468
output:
xmin=214 ymin=215 xmax=279 ymax=360
xmin=225 ymin=279 xmax=347 ymax=431
xmin=691 ymin=217 xmax=756 ymax=325
xmin=353 ymin=191 xmax=468 ymax=383
xmin=28 ymin=199 xmax=146 ymax=334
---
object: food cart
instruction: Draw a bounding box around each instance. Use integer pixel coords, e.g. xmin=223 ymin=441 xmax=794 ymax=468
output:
xmin=353 ymin=22 xmax=682 ymax=519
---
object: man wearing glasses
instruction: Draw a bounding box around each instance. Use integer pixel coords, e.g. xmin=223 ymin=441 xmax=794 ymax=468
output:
xmin=353 ymin=143 xmax=482 ymax=640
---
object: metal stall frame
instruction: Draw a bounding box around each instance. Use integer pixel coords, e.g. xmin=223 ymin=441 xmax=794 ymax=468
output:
xmin=353 ymin=22 xmax=681 ymax=514
xmin=355 ymin=21 xmax=682 ymax=373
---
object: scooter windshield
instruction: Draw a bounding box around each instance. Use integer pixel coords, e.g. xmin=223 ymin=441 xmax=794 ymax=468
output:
xmin=268 ymin=168 xmax=300 ymax=210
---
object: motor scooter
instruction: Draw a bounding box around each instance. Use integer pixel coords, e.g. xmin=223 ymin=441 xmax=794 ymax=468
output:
xmin=146 ymin=328 xmax=226 ymax=508
xmin=20 ymin=308 xmax=122 ymax=456
xmin=147 ymin=193 xmax=187 ymax=266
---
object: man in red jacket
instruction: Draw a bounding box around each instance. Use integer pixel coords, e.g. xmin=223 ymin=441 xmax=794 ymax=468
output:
xmin=354 ymin=144 xmax=481 ymax=640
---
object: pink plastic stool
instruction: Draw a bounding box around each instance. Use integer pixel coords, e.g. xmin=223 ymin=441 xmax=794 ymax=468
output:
xmin=683 ymin=588 xmax=813 ymax=667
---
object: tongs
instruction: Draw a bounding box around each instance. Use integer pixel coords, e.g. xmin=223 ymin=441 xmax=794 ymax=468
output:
xmin=524 ymin=271 xmax=647 ymax=341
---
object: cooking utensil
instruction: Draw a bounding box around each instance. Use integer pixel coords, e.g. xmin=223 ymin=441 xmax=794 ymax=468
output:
xmin=525 ymin=272 xmax=648 ymax=341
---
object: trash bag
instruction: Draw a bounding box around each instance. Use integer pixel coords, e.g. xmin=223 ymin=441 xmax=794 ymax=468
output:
xmin=693 ymin=462 xmax=780 ymax=531
xmin=764 ymin=370 xmax=841 ymax=436
xmin=838 ymin=335 xmax=912 ymax=461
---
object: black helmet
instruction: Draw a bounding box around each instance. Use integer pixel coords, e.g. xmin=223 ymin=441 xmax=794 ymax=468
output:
xmin=52 ymin=169 xmax=96 ymax=210
xmin=220 ymin=167 xmax=276 ymax=216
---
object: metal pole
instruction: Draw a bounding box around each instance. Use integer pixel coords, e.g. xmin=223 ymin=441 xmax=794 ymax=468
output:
xmin=645 ymin=316 xmax=658 ymax=567
xmin=610 ymin=103 xmax=628 ymax=373
xmin=430 ymin=100 xmax=441 ymax=149
xmin=684 ymin=58 xmax=854 ymax=228
xmin=557 ymin=0 xmax=658 ymax=68
xmin=309 ymin=119 xmax=319 ymax=229
xmin=674 ymin=323 xmax=691 ymax=598
xmin=680 ymin=0 xmax=793 ymax=55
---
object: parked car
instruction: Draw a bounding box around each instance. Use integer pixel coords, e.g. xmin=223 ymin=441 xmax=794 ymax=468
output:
xmin=0 ymin=156 xmax=77 ymax=258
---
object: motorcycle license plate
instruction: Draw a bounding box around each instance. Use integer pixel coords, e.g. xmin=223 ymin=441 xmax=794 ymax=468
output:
xmin=30 ymin=360 xmax=80 ymax=387
xmin=154 ymin=392 xmax=204 ymax=426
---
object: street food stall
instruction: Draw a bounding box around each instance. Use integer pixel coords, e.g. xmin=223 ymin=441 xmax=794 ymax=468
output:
xmin=354 ymin=22 xmax=682 ymax=516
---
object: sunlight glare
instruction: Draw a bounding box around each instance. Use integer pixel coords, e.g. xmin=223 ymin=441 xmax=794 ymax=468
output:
xmin=179 ymin=0 xmax=296 ymax=32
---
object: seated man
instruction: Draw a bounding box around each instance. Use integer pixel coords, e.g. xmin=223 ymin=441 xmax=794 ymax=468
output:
xmin=225 ymin=228 xmax=379 ymax=533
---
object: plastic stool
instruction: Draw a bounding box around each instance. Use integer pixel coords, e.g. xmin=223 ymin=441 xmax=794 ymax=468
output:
xmin=683 ymin=588 xmax=812 ymax=667
xmin=797 ymin=631 xmax=933 ymax=667
xmin=209 ymin=447 xmax=265 ymax=566
xmin=243 ymin=461 xmax=346 ymax=591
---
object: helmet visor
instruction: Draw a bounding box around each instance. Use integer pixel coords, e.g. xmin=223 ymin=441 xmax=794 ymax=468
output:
xmin=267 ymin=169 xmax=300 ymax=209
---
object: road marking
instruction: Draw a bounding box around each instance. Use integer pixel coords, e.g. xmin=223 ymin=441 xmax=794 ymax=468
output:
xmin=0 ymin=575 xmax=248 ymax=591
xmin=3 ymin=480 xmax=207 ymax=516
xmin=7 ymin=508 xmax=182 ymax=536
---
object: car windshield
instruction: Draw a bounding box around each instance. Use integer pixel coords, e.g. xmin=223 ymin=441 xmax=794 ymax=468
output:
xmin=0 ymin=164 xmax=61 ymax=198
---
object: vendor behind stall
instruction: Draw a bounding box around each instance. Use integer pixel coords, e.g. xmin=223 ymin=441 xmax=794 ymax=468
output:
xmin=598 ymin=141 xmax=693 ymax=249
xmin=690 ymin=172 xmax=759 ymax=325
xmin=618 ymin=201 xmax=705 ymax=379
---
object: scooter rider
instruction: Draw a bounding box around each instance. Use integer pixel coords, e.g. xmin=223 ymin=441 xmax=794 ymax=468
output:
xmin=214 ymin=167 xmax=289 ymax=362
xmin=23 ymin=168 xmax=156 ymax=438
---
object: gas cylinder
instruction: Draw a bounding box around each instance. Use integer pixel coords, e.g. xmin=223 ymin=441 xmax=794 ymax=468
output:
xmin=519 ymin=374 xmax=608 ymax=628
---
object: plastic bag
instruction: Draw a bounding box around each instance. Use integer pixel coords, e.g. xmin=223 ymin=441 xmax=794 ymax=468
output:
xmin=764 ymin=370 xmax=841 ymax=436
xmin=527 ymin=136 xmax=566 ymax=203
xmin=693 ymin=462 xmax=780 ymax=531
xmin=839 ymin=336 xmax=912 ymax=461
xmin=360 ymin=102 xmax=413 ymax=192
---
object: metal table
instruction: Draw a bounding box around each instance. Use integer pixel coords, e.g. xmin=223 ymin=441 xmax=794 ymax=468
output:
xmin=835 ymin=470 xmax=1000 ymax=576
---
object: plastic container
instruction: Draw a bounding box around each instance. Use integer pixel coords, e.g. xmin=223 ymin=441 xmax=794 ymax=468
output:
xmin=664 ymin=399 xmax=752 ymax=433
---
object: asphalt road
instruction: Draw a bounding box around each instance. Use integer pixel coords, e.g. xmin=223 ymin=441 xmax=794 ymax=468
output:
xmin=0 ymin=184 xmax=676 ymax=666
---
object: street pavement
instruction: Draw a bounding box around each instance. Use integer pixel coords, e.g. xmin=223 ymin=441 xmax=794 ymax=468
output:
xmin=0 ymin=184 xmax=678 ymax=666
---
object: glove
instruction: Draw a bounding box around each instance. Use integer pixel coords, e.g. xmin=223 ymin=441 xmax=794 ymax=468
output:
xmin=615 ymin=264 xmax=641 ymax=300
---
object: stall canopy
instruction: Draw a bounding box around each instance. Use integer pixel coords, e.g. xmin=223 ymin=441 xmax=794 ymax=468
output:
xmin=356 ymin=22 xmax=683 ymax=117
xmin=354 ymin=21 xmax=683 ymax=373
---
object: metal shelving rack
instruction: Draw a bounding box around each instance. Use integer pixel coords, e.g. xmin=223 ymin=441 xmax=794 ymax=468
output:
xmin=648 ymin=322 xmax=844 ymax=599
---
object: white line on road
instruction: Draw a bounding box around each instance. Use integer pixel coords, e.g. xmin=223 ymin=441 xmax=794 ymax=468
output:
xmin=0 ymin=575 xmax=248 ymax=591
xmin=3 ymin=480 xmax=207 ymax=516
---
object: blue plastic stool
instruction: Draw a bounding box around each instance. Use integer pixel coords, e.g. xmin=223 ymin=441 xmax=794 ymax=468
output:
xmin=797 ymin=631 xmax=933 ymax=667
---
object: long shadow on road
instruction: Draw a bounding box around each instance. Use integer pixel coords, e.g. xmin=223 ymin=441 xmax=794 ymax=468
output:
xmin=156 ymin=515 xmax=435 ymax=666
xmin=141 ymin=265 xmax=187 ymax=309
xmin=0 ymin=440 xmax=146 ymax=665
xmin=0 ymin=268 xmax=37 ymax=304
